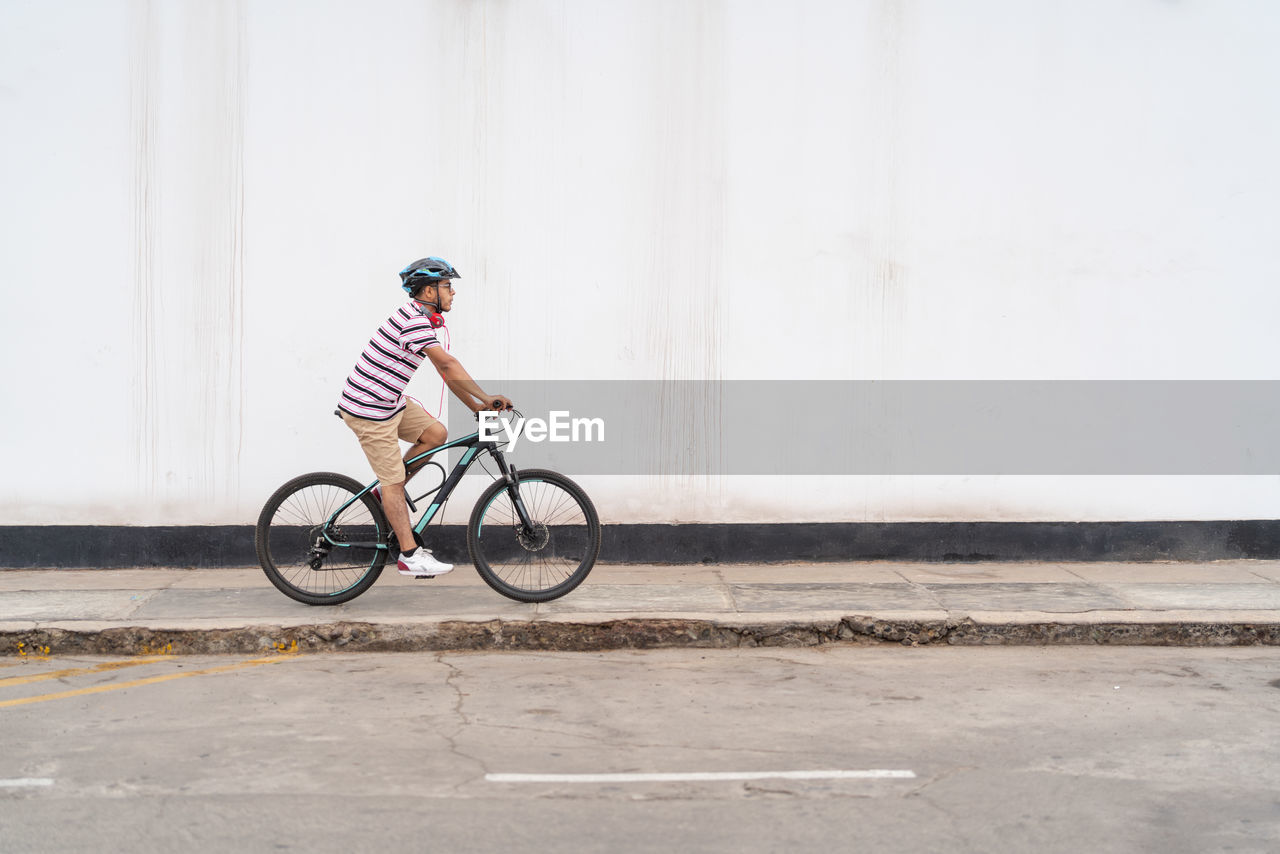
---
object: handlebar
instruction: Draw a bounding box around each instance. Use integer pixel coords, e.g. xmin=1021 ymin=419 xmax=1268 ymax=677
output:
xmin=474 ymin=404 xmax=522 ymax=420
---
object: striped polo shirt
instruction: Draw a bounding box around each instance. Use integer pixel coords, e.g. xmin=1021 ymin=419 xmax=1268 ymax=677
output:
xmin=337 ymin=300 xmax=442 ymax=420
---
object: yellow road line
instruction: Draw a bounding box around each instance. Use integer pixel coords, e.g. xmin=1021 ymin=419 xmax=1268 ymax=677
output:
xmin=0 ymin=657 xmax=170 ymax=688
xmin=0 ymin=656 xmax=294 ymax=709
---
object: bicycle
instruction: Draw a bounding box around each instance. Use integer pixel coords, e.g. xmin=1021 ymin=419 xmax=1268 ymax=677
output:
xmin=254 ymin=407 xmax=602 ymax=606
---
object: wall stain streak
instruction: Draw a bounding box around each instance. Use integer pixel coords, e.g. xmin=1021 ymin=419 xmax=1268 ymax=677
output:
xmin=229 ymin=2 xmax=247 ymax=496
xmin=858 ymin=0 xmax=913 ymax=520
xmin=189 ymin=1 xmax=248 ymax=507
xmin=130 ymin=0 xmax=160 ymax=495
xmin=227 ymin=1 xmax=247 ymax=499
xmin=455 ymin=0 xmax=495 ymax=330
xmin=862 ymin=0 xmax=911 ymax=378
xmin=639 ymin=1 xmax=727 ymax=483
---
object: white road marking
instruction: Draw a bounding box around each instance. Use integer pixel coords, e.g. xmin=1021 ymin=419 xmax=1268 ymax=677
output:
xmin=0 ymin=778 xmax=54 ymax=788
xmin=486 ymin=770 xmax=915 ymax=783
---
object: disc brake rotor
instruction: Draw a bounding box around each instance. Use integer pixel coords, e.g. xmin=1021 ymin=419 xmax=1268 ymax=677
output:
xmin=516 ymin=521 xmax=551 ymax=552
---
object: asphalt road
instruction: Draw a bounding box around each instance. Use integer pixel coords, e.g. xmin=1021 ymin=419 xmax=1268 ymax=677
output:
xmin=2 ymin=647 xmax=1278 ymax=853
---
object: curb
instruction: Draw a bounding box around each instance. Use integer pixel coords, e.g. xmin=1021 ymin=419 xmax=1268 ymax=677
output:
xmin=4 ymin=617 xmax=1279 ymax=655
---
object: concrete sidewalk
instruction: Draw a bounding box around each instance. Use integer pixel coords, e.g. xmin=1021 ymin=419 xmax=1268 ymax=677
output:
xmin=2 ymin=561 xmax=1279 ymax=654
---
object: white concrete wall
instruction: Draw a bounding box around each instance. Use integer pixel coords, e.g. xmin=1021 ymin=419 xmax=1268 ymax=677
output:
xmin=2 ymin=0 xmax=1278 ymax=525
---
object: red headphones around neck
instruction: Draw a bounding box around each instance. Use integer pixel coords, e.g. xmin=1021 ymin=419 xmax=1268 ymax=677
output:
xmin=418 ymin=282 xmax=447 ymax=328
xmin=413 ymin=297 xmax=445 ymax=328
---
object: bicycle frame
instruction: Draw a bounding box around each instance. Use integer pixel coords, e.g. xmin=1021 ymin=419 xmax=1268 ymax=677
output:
xmin=321 ymin=426 xmax=532 ymax=552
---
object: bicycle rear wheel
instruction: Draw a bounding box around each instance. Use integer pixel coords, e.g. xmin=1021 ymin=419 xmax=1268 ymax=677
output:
xmin=467 ymin=468 xmax=601 ymax=603
xmin=255 ymin=472 xmax=390 ymax=605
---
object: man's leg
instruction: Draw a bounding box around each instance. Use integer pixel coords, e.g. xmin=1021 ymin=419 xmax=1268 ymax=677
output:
xmin=404 ymin=422 xmax=448 ymax=480
xmin=379 ymin=480 xmax=417 ymax=552
xmin=388 ymin=403 xmax=453 ymax=575
xmin=340 ymin=410 xmax=418 ymax=553
xmin=398 ymin=402 xmax=447 ymax=482
xmin=383 ymin=477 xmax=452 ymax=576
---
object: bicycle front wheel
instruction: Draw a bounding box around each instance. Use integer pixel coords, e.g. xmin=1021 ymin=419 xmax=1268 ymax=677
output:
xmin=467 ymin=468 xmax=602 ymax=603
xmin=255 ymin=472 xmax=390 ymax=605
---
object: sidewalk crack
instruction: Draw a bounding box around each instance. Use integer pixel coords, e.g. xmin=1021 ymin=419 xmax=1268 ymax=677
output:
xmin=891 ymin=569 xmax=948 ymax=612
xmin=1062 ymin=565 xmax=1092 ymax=583
xmin=121 ymin=591 xmax=162 ymax=619
xmin=711 ymin=568 xmax=741 ymax=614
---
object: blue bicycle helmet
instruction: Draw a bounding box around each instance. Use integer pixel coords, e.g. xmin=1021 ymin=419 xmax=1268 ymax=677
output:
xmin=399 ymin=257 xmax=460 ymax=295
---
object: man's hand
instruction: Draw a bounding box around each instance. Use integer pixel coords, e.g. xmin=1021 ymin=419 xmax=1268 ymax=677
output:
xmin=484 ymin=395 xmax=514 ymax=412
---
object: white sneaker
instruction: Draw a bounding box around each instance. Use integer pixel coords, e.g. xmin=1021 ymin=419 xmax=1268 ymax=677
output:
xmin=397 ymin=548 xmax=453 ymax=578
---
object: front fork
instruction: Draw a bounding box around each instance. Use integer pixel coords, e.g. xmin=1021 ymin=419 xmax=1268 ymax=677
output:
xmin=493 ymin=450 xmax=536 ymax=533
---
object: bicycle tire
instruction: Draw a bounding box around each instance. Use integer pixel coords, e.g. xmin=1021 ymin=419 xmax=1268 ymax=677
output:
xmin=467 ymin=468 xmax=602 ymax=603
xmin=255 ymin=471 xmax=390 ymax=606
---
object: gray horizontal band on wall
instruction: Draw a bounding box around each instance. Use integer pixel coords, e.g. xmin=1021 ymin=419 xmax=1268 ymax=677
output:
xmin=447 ymin=381 xmax=1280 ymax=474
xmin=1 ymin=522 xmax=1278 ymax=568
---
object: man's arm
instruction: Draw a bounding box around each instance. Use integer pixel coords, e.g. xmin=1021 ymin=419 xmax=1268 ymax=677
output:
xmin=424 ymin=346 xmax=512 ymax=412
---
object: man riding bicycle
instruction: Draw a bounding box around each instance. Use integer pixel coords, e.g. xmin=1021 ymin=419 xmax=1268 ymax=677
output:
xmin=336 ymin=257 xmax=512 ymax=578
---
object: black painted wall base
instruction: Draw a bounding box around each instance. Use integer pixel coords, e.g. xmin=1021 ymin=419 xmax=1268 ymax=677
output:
xmin=1 ymin=521 xmax=1278 ymax=568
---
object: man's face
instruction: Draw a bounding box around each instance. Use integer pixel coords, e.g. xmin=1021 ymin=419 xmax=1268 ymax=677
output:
xmin=436 ymin=280 xmax=455 ymax=311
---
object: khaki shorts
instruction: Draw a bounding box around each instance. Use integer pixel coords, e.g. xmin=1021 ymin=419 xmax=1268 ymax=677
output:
xmin=340 ymin=401 xmax=440 ymax=486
